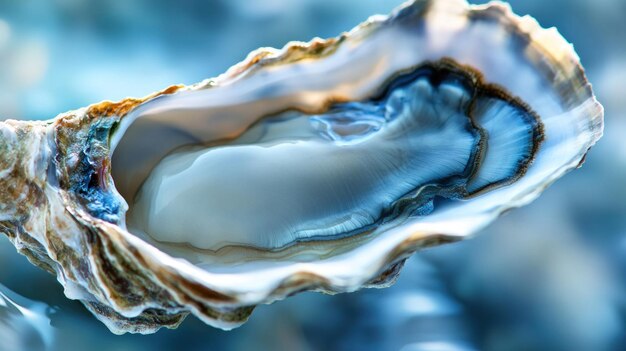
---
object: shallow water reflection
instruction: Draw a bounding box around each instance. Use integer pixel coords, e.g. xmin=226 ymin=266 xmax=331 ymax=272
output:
xmin=0 ymin=284 xmax=55 ymax=351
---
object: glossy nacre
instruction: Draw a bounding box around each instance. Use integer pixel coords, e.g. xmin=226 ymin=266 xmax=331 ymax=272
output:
xmin=124 ymin=61 xmax=542 ymax=257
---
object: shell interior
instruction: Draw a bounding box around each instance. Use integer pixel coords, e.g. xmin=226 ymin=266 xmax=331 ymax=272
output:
xmin=112 ymin=61 xmax=543 ymax=268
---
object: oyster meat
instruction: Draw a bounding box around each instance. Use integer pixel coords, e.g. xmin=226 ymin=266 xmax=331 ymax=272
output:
xmin=0 ymin=0 xmax=602 ymax=334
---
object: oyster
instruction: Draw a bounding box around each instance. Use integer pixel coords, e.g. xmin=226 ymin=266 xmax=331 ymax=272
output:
xmin=0 ymin=0 xmax=602 ymax=334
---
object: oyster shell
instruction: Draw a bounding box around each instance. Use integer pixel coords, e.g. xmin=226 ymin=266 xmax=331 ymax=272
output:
xmin=0 ymin=0 xmax=602 ymax=334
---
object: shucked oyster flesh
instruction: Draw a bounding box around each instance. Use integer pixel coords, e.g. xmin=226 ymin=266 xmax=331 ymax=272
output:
xmin=121 ymin=61 xmax=542 ymax=258
xmin=0 ymin=0 xmax=602 ymax=334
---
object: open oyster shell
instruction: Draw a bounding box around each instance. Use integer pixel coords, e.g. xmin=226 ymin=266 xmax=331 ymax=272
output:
xmin=0 ymin=0 xmax=602 ymax=334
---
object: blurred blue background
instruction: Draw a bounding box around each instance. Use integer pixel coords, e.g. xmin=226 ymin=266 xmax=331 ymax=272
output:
xmin=0 ymin=0 xmax=625 ymax=350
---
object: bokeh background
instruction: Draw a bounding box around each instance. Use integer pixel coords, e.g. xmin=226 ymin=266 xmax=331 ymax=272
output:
xmin=0 ymin=0 xmax=625 ymax=350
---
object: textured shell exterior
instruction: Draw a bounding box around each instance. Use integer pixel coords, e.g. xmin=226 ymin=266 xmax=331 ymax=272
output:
xmin=0 ymin=0 xmax=602 ymax=334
